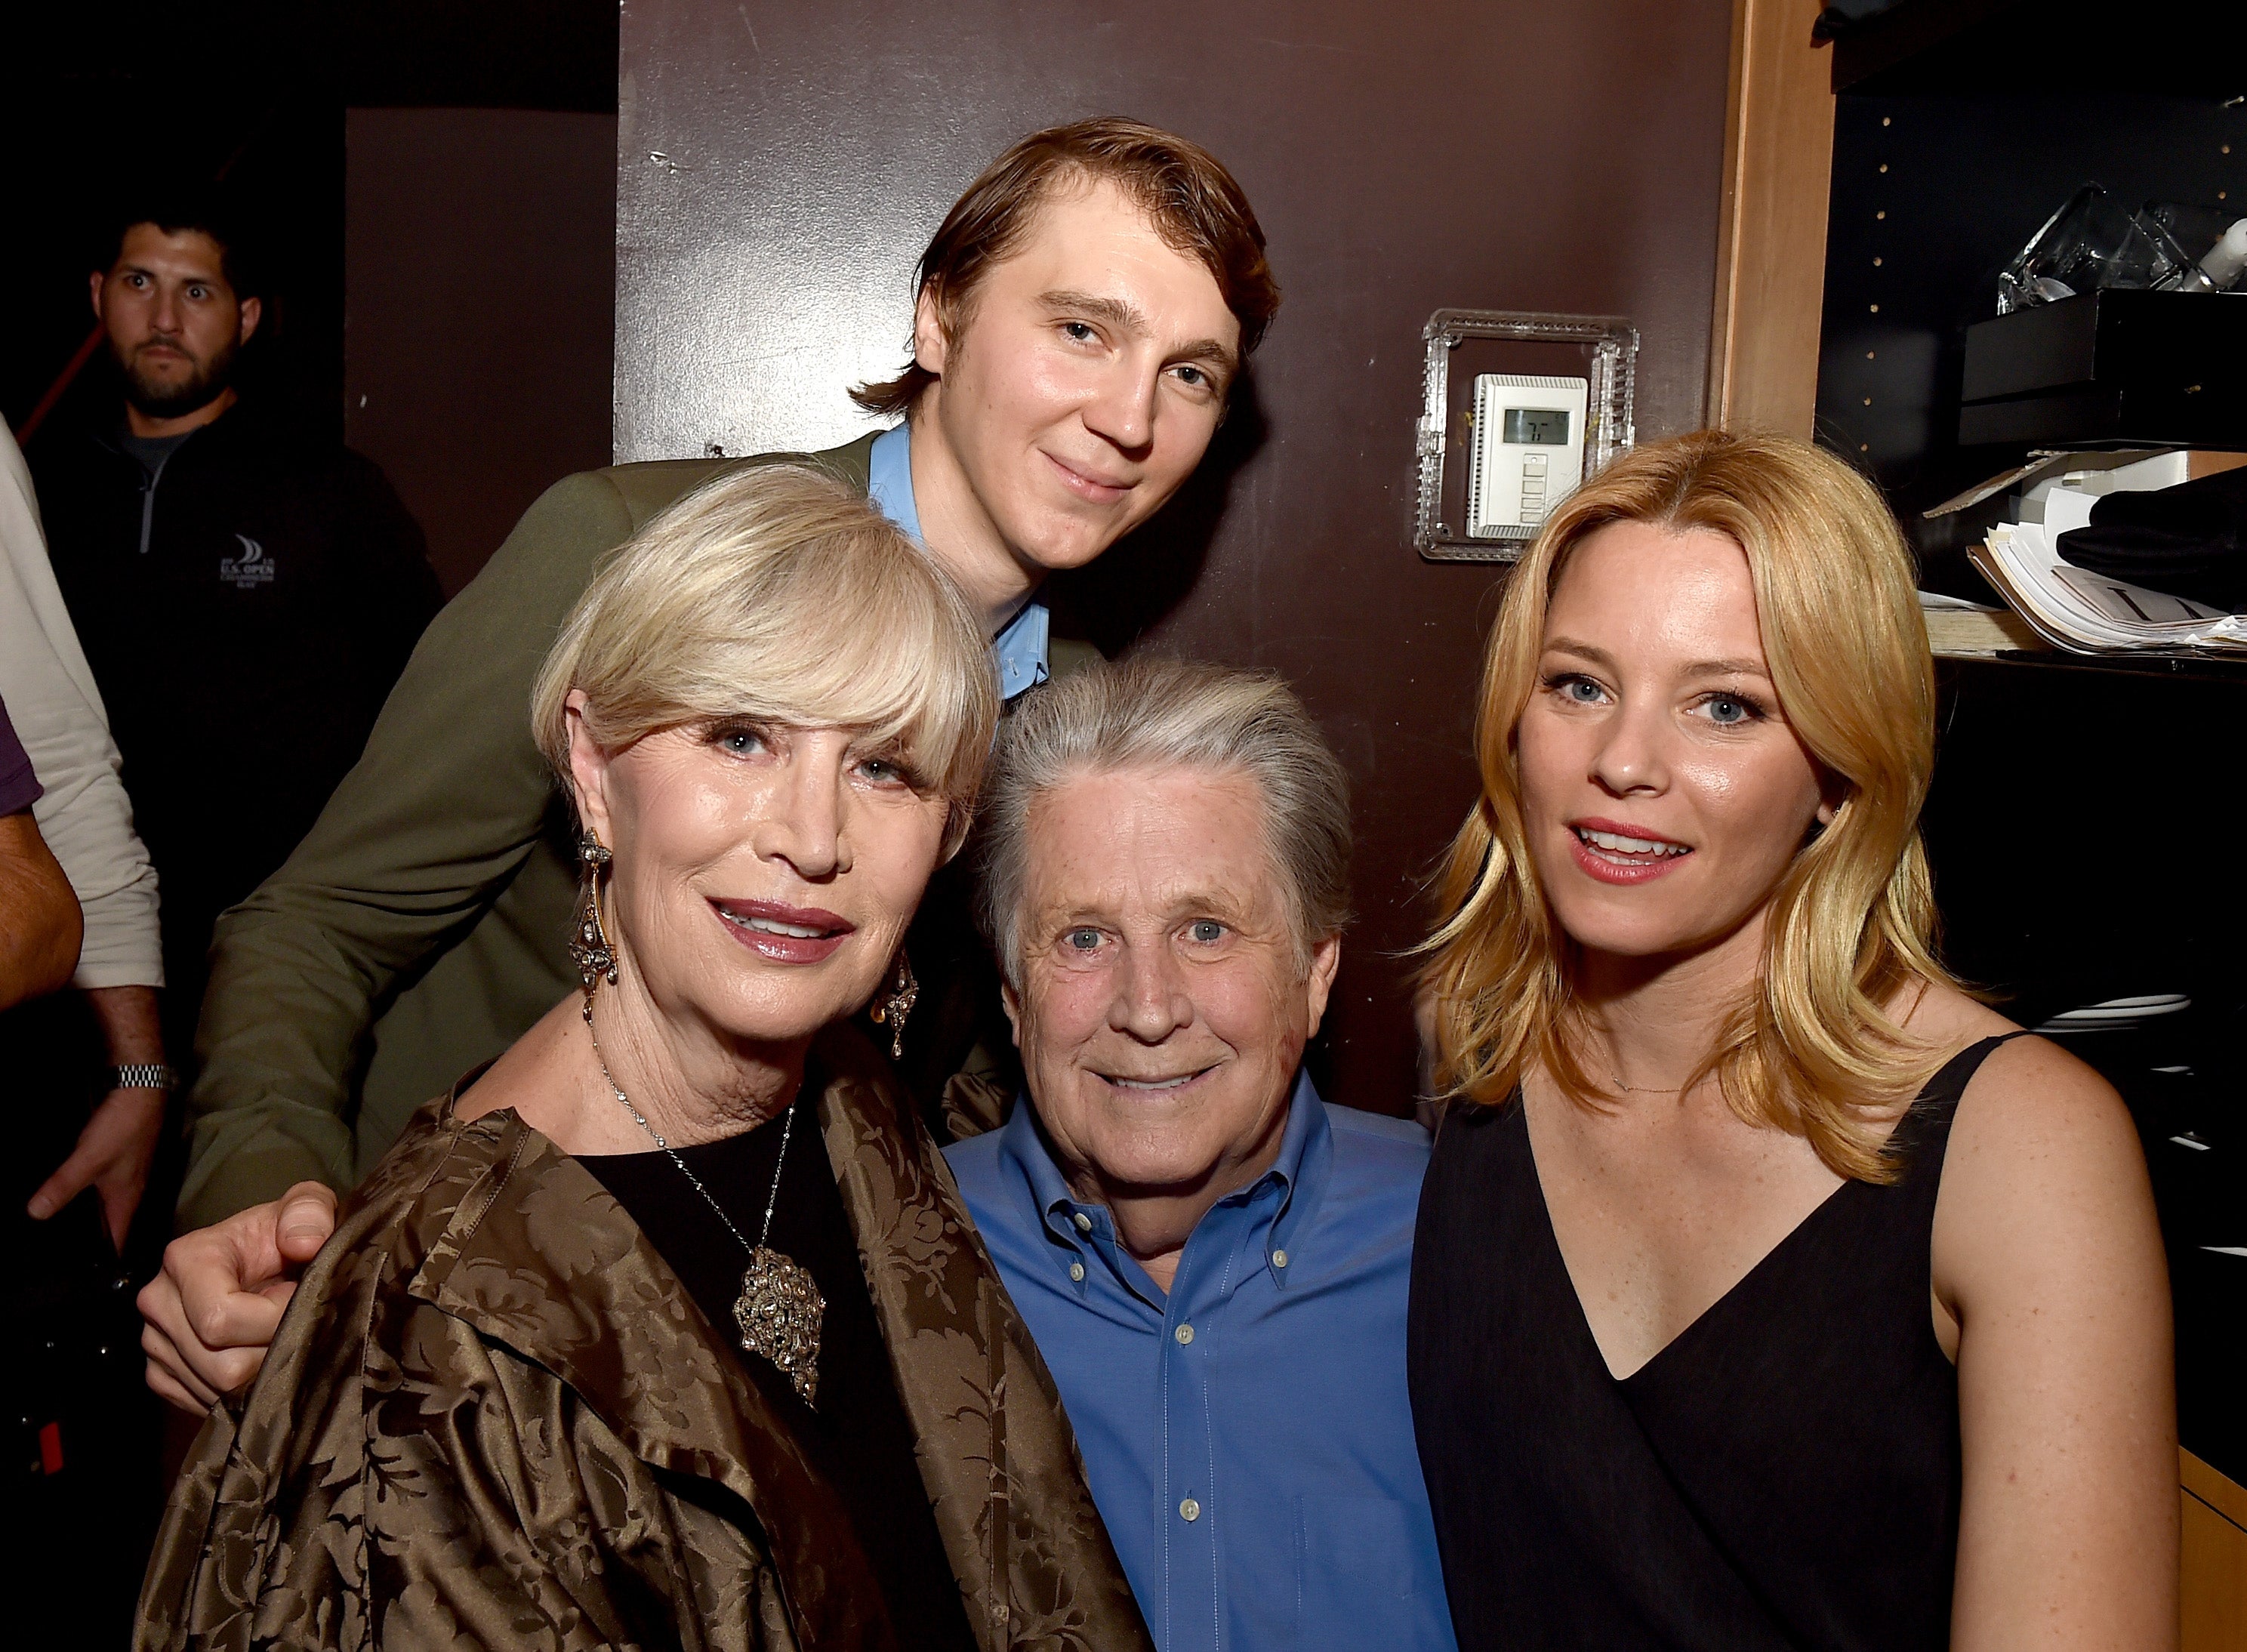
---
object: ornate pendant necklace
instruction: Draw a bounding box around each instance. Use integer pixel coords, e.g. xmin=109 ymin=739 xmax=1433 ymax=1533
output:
xmin=582 ymin=999 xmax=825 ymax=1406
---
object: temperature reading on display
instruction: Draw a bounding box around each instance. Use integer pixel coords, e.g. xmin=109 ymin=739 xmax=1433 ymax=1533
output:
xmin=1503 ymin=407 xmax=1570 ymax=445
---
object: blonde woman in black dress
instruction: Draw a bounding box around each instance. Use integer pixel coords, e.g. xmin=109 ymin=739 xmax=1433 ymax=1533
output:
xmin=1409 ymin=430 xmax=2175 ymax=1651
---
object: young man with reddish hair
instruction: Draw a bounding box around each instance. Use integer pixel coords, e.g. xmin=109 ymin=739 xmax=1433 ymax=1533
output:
xmin=164 ymin=117 xmax=1281 ymax=1241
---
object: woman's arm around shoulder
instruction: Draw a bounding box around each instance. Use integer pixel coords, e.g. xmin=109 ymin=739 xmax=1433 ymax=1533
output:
xmin=1931 ymin=1014 xmax=2178 ymax=1651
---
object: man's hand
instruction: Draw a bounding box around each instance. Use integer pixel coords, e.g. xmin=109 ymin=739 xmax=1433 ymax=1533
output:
xmin=27 ymin=984 xmax=170 ymax=1248
xmin=137 ymin=1182 xmax=338 ymax=1413
xmin=27 ymin=1083 xmax=165 ymax=1249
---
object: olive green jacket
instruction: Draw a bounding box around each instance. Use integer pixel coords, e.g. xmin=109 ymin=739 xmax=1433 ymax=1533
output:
xmin=138 ymin=1024 xmax=1151 ymax=1652
xmin=179 ymin=436 xmax=1092 ymax=1228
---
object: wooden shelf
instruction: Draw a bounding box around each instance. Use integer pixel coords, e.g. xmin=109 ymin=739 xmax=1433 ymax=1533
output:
xmin=1829 ymin=0 xmax=2245 ymax=96
xmin=1826 ymin=0 xmax=2017 ymax=92
xmin=2182 ymin=1450 xmax=2246 ymax=1652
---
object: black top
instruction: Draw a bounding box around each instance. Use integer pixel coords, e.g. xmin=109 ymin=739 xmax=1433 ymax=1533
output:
xmin=1408 ymin=1034 xmax=2024 ymax=1651
xmin=119 ymin=428 xmax=192 ymax=476
xmin=578 ymin=1078 xmax=975 ymax=1652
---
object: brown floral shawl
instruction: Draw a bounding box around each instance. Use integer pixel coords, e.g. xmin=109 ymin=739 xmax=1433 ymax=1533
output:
xmin=134 ymin=1022 xmax=1150 ymax=1652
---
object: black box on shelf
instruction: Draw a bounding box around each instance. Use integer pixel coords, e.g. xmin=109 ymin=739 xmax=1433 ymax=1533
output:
xmin=1959 ymin=290 xmax=2247 ymax=450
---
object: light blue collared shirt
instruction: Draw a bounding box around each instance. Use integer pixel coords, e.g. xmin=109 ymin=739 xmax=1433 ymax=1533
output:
xmin=944 ymin=1074 xmax=1455 ymax=1652
xmin=866 ymin=422 xmax=1050 ymax=701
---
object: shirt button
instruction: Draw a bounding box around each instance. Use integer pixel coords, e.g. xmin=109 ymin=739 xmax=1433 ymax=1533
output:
xmin=1068 ymin=1262 xmax=1085 ymax=1282
xmin=1072 ymin=1212 xmax=1093 ymax=1233
xmin=1271 ymin=1249 xmax=1289 ymax=1268
xmin=1174 ymin=1324 xmax=1194 ymax=1345
xmin=1179 ymin=1497 xmax=1201 ymax=1522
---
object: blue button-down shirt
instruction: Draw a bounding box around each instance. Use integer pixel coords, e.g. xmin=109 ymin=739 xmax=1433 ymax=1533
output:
xmin=867 ymin=421 xmax=1049 ymax=701
xmin=945 ymin=1074 xmax=1454 ymax=1652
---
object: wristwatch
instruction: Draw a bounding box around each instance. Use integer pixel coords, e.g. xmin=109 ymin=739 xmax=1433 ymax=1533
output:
xmin=106 ymin=1064 xmax=180 ymax=1092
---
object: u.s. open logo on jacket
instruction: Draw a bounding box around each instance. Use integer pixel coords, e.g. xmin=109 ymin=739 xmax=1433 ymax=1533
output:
xmin=219 ymin=534 xmax=276 ymax=590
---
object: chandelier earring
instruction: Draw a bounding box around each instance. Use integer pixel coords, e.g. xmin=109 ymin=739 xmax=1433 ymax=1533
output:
xmin=569 ymin=831 xmax=619 ymax=992
xmin=869 ymin=950 xmax=918 ymax=1060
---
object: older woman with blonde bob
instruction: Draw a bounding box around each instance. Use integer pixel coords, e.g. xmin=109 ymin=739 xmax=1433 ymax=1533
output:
xmin=1407 ymin=430 xmax=2175 ymax=1652
xmin=135 ymin=466 xmax=1149 ymax=1652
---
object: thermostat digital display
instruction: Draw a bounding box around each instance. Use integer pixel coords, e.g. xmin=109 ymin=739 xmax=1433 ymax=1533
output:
xmin=1468 ymin=374 xmax=1589 ymax=541
xmin=1502 ymin=408 xmax=1571 ymax=445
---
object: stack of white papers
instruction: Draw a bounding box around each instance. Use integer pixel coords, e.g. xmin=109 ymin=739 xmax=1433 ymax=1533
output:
xmin=1916 ymin=590 xmax=2043 ymax=655
xmin=1970 ymin=520 xmax=2247 ymax=656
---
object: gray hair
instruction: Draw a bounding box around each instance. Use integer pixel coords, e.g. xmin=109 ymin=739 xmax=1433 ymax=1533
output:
xmin=978 ymin=655 xmax=1352 ymax=985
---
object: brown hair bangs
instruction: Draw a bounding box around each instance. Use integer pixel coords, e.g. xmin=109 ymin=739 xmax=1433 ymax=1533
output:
xmin=851 ymin=116 xmax=1280 ymax=418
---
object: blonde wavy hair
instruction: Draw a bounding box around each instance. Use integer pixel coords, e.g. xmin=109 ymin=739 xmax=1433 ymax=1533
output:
xmin=531 ymin=464 xmax=999 ymax=856
xmin=1421 ymin=429 xmax=1955 ymax=1182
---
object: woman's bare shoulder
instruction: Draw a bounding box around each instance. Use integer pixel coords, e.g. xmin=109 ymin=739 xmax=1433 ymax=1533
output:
xmin=1905 ymin=982 xmax=2137 ymax=1195
xmin=1899 ymin=979 xmax=2018 ymax=1048
xmin=1928 ymin=999 xmax=2148 ymax=1287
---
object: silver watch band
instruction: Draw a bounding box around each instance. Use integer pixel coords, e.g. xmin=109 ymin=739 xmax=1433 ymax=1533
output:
xmin=108 ymin=1063 xmax=180 ymax=1092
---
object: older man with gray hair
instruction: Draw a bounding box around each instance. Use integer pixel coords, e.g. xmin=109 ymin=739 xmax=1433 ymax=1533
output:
xmin=944 ymin=655 xmax=1452 ymax=1652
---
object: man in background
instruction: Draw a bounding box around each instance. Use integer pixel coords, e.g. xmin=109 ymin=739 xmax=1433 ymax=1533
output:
xmin=29 ymin=193 xmax=441 ymax=1070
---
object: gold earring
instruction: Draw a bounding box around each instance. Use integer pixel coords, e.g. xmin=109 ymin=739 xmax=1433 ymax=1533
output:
xmin=569 ymin=831 xmax=618 ymax=991
xmin=869 ymin=951 xmax=918 ymax=1060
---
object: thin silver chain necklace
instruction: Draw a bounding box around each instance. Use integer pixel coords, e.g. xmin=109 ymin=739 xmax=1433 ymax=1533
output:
xmin=581 ymin=996 xmax=825 ymax=1405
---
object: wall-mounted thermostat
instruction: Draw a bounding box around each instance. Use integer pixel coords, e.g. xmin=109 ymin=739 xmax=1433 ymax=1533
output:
xmin=1413 ymin=310 xmax=1636 ymax=562
xmin=1466 ymin=374 xmax=1588 ymax=541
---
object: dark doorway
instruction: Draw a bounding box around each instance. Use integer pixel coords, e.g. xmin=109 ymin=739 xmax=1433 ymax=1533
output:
xmin=4 ymin=8 xmax=618 ymax=1639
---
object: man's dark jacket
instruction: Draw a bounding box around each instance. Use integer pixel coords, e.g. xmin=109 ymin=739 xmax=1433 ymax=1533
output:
xmin=31 ymin=401 xmax=441 ymax=1017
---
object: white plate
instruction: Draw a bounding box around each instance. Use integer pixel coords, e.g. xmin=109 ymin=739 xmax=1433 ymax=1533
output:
xmin=2035 ymin=994 xmax=2190 ymax=1033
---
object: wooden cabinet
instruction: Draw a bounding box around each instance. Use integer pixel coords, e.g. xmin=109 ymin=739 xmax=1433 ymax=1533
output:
xmin=2184 ymin=1451 xmax=2247 ymax=1652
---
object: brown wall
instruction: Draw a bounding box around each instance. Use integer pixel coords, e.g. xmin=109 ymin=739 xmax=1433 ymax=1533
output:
xmin=347 ymin=108 xmax=617 ymax=595
xmin=615 ymin=2 xmax=1735 ymax=1113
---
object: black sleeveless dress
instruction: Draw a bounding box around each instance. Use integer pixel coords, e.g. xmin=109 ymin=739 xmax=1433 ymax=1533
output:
xmin=1407 ymin=1034 xmax=2023 ymax=1651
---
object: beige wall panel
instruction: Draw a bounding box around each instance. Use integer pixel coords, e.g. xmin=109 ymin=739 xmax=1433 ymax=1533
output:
xmin=1708 ymin=0 xmax=1835 ymax=435
xmin=2182 ymin=1450 xmax=2247 ymax=1652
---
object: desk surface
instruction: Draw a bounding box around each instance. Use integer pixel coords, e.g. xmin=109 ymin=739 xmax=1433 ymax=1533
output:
xmin=1932 ymin=646 xmax=2247 ymax=684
